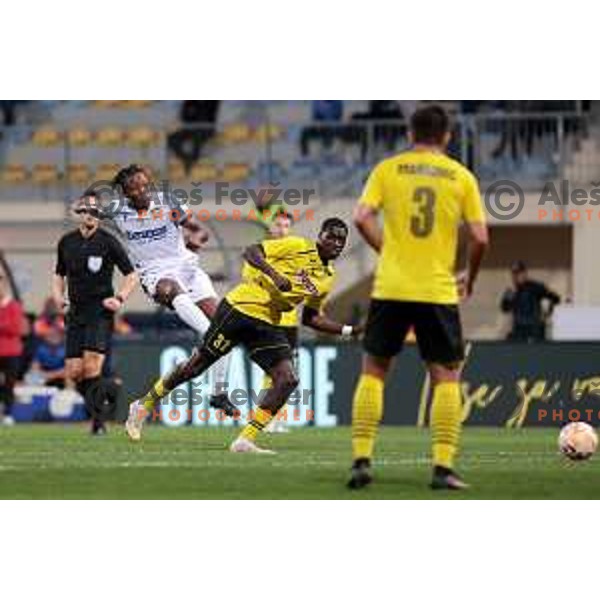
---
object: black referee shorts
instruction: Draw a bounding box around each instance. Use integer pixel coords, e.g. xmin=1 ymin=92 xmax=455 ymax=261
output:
xmin=65 ymin=311 xmax=114 ymax=359
xmin=363 ymin=299 xmax=465 ymax=365
xmin=202 ymin=300 xmax=294 ymax=372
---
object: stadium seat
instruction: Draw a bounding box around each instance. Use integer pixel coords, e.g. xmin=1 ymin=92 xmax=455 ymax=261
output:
xmin=222 ymin=162 xmax=251 ymax=182
xmin=220 ymin=123 xmax=252 ymax=144
xmin=126 ymin=126 xmax=159 ymax=148
xmin=67 ymin=127 xmax=92 ymax=147
xmin=32 ymin=127 xmax=63 ymax=147
xmin=1 ymin=164 xmax=28 ymax=184
xmin=94 ymin=163 xmax=121 ymax=182
xmin=66 ymin=164 xmax=91 ymax=185
xmin=256 ymin=161 xmax=285 ymax=182
xmin=91 ymin=100 xmax=120 ymax=108
xmin=95 ymin=127 xmax=124 ymax=147
xmin=167 ymin=159 xmax=186 ymax=181
xmin=253 ymin=123 xmax=285 ymax=143
xmin=118 ymin=100 xmax=155 ymax=108
xmin=31 ymin=164 xmax=60 ymax=185
xmin=190 ymin=162 xmax=219 ymax=182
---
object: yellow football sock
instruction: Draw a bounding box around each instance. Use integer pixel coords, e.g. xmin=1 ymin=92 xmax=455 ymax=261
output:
xmin=351 ymin=374 xmax=384 ymax=460
xmin=431 ymin=381 xmax=462 ymax=469
xmin=239 ymin=407 xmax=274 ymax=442
xmin=141 ymin=378 xmax=169 ymax=412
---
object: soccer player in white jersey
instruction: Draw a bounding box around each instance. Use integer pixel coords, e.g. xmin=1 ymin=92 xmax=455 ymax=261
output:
xmin=87 ymin=164 xmax=235 ymax=438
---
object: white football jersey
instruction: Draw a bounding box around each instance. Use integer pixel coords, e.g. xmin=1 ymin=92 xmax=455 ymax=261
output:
xmin=107 ymin=192 xmax=197 ymax=273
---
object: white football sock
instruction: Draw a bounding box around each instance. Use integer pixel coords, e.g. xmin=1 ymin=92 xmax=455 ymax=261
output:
xmin=172 ymin=293 xmax=211 ymax=336
xmin=172 ymin=294 xmax=231 ymax=397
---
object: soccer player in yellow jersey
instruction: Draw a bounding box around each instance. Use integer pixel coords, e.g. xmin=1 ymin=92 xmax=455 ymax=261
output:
xmin=256 ymin=210 xmax=298 ymax=433
xmin=127 ymin=218 xmax=361 ymax=452
xmin=349 ymin=105 xmax=489 ymax=490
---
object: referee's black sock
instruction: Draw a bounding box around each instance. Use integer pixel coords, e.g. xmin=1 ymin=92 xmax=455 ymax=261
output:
xmin=77 ymin=376 xmax=104 ymax=430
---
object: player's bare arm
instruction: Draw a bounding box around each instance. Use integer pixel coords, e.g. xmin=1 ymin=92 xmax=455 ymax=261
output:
xmin=353 ymin=204 xmax=382 ymax=253
xmin=242 ymin=244 xmax=292 ymax=292
xmin=460 ymin=221 xmax=489 ymax=299
xmin=301 ymin=306 xmax=363 ymax=338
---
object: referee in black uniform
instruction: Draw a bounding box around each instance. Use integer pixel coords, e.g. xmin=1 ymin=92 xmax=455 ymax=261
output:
xmin=52 ymin=194 xmax=138 ymax=434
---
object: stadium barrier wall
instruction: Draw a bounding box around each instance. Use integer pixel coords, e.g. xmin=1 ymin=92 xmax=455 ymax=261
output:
xmin=112 ymin=340 xmax=600 ymax=428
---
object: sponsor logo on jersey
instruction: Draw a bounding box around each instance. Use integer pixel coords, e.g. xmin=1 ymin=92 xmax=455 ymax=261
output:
xmin=126 ymin=225 xmax=168 ymax=242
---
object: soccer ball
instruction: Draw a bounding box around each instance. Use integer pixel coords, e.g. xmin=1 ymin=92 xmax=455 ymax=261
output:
xmin=558 ymin=422 xmax=598 ymax=461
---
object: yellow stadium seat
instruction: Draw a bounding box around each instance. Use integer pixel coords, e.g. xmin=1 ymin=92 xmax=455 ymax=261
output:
xmin=92 ymin=100 xmax=119 ymax=108
xmin=190 ymin=162 xmax=219 ymax=182
xmin=2 ymin=164 xmax=28 ymax=184
xmin=95 ymin=127 xmax=123 ymax=147
xmin=95 ymin=163 xmax=121 ymax=182
xmin=126 ymin=126 xmax=159 ymax=147
xmin=220 ymin=123 xmax=251 ymax=144
xmin=168 ymin=160 xmax=186 ymax=181
xmin=31 ymin=164 xmax=60 ymax=185
xmin=67 ymin=127 xmax=92 ymax=147
xmin=66 ymin=164 xmax=91 ymax=185
xmin=253 ymin=123 xmax=285 ymax=143
xmin=222 ymin=162 xmax=251 ymax=182
xmin=119 ymin=100 xmax=154 ymax=108
xmin=32 ymin=127 xmax=62 ymax=147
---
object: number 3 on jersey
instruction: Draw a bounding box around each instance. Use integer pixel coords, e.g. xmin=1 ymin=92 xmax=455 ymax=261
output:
xmin=410 ymin=187 xmax=436 ymax=238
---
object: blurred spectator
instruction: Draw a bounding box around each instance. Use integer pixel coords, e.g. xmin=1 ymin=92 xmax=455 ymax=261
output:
xmin=500 ymin=261 xmax=561 ymax=342
xmin=0 ymin=271 xmax=26 ymax=425
xmin=491 ymin=100 xmax=522 ymax=161
xmin=34 ymin=296 xmax=65 ymax=341
xmin=114 ymin=314 xmax=134 ymax=336
xmin=168 ymin=101 xmax=220 ymax=174
xmin=300 ymin=101 xmax=344 ymax=157
xmin=29 ymin=327 xmax=66 ymax=388
xmin=0 ymin=100 xmax=21 ymax=127
xmin=349 ymin=101 xmax=405 ymax=160
xmin=18 ymin=312 xmax=37 ymax=379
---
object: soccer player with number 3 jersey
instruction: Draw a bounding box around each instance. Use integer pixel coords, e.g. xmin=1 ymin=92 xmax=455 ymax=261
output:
xmin=349 ymin=105 xmax=489 ymax=490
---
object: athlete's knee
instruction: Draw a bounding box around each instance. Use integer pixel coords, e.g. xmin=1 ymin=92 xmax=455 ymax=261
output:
xmin=272 ymin=364 xmax=299 ymax=395
xmin=428 ymin=362 xmax=462 ymax=385
xmin=197 ymin=297 xmax=218 ymax=319
xmin=154 ymin=279 xmax=182 ymax=306
xmin=362 ymin=353 xmax=391 ymax=381
xmin=82 ymin=356 xmax=103 ymax=379
xmin=66 ymin=361 xmax=83 ymax=382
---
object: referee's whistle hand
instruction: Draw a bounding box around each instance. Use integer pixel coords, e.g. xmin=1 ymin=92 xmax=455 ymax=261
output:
xmin=103 ymin=297 xmax=123 ymax=312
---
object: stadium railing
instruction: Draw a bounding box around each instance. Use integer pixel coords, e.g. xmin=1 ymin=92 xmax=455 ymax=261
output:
xmin=0 ymin=111 xmax=590 ymax=203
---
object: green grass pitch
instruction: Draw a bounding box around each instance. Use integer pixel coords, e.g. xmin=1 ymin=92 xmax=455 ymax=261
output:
xmin=0 ymin=424 xmax=599 ymax=499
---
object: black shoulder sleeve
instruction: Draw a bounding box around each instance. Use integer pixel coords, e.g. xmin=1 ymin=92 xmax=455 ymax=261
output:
xmin=55 ymin=236 xmax=67 ymax=276
xmin=106 ymin=232 xmax=134 ymax=275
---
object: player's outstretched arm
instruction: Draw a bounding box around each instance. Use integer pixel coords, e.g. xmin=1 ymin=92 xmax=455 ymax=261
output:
xmin=301 ymin=306 xmax=362 ymax=338
xmin=353 ymin=204 xmax=382 ymax=253
xmin=243 ymin=244 xmax=292 ymax=292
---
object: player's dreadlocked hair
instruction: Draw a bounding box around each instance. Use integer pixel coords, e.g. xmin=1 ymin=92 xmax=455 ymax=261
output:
xmin=112 ymin=164 xmax=148 ymax=191
xmin=321 ymin=217 xmax=348 ymax=235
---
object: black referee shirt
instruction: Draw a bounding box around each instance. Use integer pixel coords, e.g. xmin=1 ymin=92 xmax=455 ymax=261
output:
xmin=55 ymin=228 xmax=134 ymax=316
